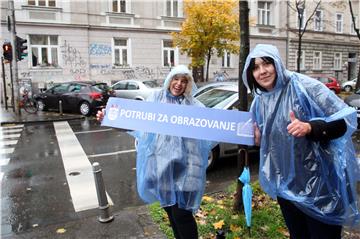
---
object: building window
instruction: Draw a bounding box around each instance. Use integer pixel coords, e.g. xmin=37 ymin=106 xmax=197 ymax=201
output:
xmin=30 ymin=35 xmax=58 ymax=67
xmin=257 ymin=1 xmax=271 ymax=25
xmin=313 ymin=51 xmax=322 ymax=70
xmin=296 ymin=50 xmax=305 ymax=70
xmin=314 ymin=9 xmax=323 ymax=31
xmin=162 ymin=40 xmax=177 ymax=67
xmin=112 ymin=0 xmax=127 ymax=13
xmin=113 ymin=38 xmax=129 ymax=66
xmin=166 ymin=0 xmax=179 ymax=17
xmin=351 ymin=15 xmax=358 ymax=35
xmin=28 ymin=0 xmax=56 ymax=7
xmin=222 ymin=51 xmax=231 ymax=68
xmin=335 ymin=13 xmax=343 ymax=33
xmin=334 ymin=52 xmax=342 ymax=70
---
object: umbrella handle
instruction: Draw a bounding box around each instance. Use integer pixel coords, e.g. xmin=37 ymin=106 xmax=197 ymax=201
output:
xmin=238 ymin=148 xmax=249 ymax=167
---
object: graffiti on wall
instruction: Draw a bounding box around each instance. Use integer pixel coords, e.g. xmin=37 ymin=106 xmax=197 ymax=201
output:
xmin=89 ymin=43 xmax=112 ymax=56
xmin=89 ymin=64 xmax=170 ymax=80
xmin=60 ymin=40 xmax=88 ymax=77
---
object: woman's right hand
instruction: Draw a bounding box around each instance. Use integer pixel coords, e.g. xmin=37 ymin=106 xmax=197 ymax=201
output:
xmin=96 ymin=108 xmax=105 ymax=122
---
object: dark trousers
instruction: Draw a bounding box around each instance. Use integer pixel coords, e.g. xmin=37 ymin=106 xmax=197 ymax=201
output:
xmin=277 ymin=197 xmax=342 ymax=239
xmin=163 ymin=204 xmax=198 ymax=239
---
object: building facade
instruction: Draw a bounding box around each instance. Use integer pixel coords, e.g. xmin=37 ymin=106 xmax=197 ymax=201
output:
xmin=0 ymin=0 xmax=359 ymax=95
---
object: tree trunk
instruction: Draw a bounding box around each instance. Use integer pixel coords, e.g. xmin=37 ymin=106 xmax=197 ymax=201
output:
xmin=233 ymin=0 xmax=250 ymax=212
xmin=205 ymin=50 xmax=211 ymax=82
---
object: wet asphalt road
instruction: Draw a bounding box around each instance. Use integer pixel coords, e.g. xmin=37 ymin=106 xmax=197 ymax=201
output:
xmin=2 ymin=118 xmax=360 ymax=238
xmin=0 ymin=117 xmax=247 ymax=237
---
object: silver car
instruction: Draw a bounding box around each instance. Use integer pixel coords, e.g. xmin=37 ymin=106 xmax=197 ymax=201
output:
xmin=194 ymin=82 xmax=258 ymax=170
xmin=342 ymin=78 xmax=357 ymax=92
xmin=112 ymin=79 xmax=161 ymax=100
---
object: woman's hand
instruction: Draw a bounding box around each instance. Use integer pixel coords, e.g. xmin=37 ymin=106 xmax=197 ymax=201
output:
xmin=254 ymin=122 xmax=261 ymax=146
xmin=96 ymin=108 xmax=105 ymax=122
xmin=287 ymin=111 xmax=311 ymax=137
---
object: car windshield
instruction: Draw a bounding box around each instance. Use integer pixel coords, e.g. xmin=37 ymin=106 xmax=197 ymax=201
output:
xmin=94 ymin=83 xmax=110 ymax=91
xmin=195 ymin=88 xmax=237 ymax=109
xmin=143 ymin=80 xmax=159 ymax=88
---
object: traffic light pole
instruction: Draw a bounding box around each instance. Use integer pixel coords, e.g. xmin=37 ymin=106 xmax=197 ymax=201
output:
xmin=9 ymin=0 xmax=20 ymax=115
xmin=1 ymin=57 xmax=8 ymax=110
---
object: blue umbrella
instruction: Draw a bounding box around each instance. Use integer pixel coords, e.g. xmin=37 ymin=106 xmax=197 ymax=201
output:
xmin=239 ymin=166 xmax=252 ymax=236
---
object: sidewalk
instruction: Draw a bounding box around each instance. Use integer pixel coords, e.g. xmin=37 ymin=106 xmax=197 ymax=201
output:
xmin=0 ymin=106 xmax=84 ymax=125
xmin=0 ymin=106 xmax=166 ymax=239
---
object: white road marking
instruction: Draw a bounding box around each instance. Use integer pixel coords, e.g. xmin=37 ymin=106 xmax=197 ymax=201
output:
xmin=88 ymin=149 xmax=136 ymax=158
xmin=0 ymin=158 xmax=10 ymax=166
xmin=74 ymin=128 xmax=114 ymax=134
xmin=0 ymin=124 xmax=24 ymax=129
xmin=0 ymin=134 xmax=21 ymax=139
xmin=0 ymin=148 xmax=14 ymax=155
xmin=1 ymin=140 xmax=17 ymax=146
xmin=0 ymin=128 xmax=23 ymax=133
xmin=0 ymin=125 xmax=23 ymax=236
xmin=54 ymin=121 xmax=113 ymax=212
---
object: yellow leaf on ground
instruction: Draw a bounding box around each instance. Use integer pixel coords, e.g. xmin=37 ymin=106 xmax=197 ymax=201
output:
xmin=277 ymin=227 xmax=290 ymax=237
xmin=56 ymin=228 xmax=66 ymax=234
xmin=202 ymin=196 xmax=214 ymax=202
xmin=213 ymin=220 xmax=225 ymax=229
xmin=230 ymin=224 xmax=241 ymax=232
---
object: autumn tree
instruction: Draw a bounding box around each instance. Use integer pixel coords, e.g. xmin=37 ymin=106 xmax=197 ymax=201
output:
xmin=171 ymin=0 xmax=240 ymax=81
xmin=288 ymin=0 xmax=321 ymax=73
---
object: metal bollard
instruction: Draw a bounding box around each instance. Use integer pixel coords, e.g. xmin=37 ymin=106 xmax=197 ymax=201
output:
xmin=59 ymin=100 xmax=63 ymax=115
xmin=92 ymin=162 xmax=114 ymax=223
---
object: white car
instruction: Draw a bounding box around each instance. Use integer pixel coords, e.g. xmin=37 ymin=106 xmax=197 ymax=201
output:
xmin=194 ymin=82 xmax=258 ymax=170
xmin=342 ymin=78 xmax=357 ymax=92
xmin=111 ymin=79 xmax=161 ymax=100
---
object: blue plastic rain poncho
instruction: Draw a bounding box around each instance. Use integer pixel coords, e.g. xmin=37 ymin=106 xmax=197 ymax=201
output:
xmin=242 ymin=44 xmax=360 ymax=226
xmin=131 ymin=65 xmax=212 ymax=212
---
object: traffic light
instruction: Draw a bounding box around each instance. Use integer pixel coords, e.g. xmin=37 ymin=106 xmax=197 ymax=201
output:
xmin=16 ymin=36 xmax=27 ymax=61
xmin=2 ymin=42 xmax=12 ymax=61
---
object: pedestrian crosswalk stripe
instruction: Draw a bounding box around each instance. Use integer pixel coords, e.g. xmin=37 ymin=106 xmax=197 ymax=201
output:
xmin=54 ymin=121 xmax=113 ymax=212
xmin=0 ymin=134 xmax=21 ymax=139
xmin=1 ymin=140 xmax=17 ymax=146
xmin=0 ymin=128 xmax=23 ymax=133
xmin=0 ymin=158 xmax=10 ymax=166
xmin=0 ymin=148 xmax=14 ymax=155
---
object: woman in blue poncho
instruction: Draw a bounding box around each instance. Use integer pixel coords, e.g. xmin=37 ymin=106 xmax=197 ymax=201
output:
xmin=242 ymin=44 xmax=360 ymax=239
xmin=97 ymin=65 xmax=211 ymax=239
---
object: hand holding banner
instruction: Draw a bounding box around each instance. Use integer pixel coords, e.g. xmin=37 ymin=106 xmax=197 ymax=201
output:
xmin=102 ymin=97 xmax=254 ymax=146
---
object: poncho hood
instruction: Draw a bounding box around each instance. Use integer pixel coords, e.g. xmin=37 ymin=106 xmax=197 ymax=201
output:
xmin=163 ymin=65 xmax=197 ymax=97
xmin=242 ymin=44 xmax=291 ymax=94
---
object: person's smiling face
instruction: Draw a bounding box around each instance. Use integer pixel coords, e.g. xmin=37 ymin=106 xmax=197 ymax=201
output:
xmin=252 ymin=58 xmax=276 ymax=91
xmin=169 ymin=75 xmax=188 ymax=96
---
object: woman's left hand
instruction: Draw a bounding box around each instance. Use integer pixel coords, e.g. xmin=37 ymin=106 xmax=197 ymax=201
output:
xmin=287 ymin=111 xmax=311 ymax=137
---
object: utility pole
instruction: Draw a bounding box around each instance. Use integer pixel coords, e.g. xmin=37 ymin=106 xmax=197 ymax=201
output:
xmin=8 ymin=0 xmax=20 ymax=114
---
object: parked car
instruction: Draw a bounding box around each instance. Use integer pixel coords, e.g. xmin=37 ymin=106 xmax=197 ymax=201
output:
xmin=111 ymin=79 xmax=161 ymax=100
xmin=310 ymin=75 xmax=341 ymax=94
xmin=34 ymin=81 xmax=112 ymax=116
xmin=194 ymin=82 xmax=258 ymax=170
xmin=344 ymin=89 xmax=360 ymax=126
xmin=194 ymin=81 xmax=238 ymax=97
xmin=342 ymin=78 xmax=357 ymax=92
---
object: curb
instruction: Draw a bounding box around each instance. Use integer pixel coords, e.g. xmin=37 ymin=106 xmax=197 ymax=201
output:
xmin=0 ymin=115 xmax=85 ymax=126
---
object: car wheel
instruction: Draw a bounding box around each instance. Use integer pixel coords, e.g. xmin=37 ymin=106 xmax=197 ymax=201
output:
xmin=207 ymin=146 xmax=219 ymax=171
xmin=79 ymin=101 xmax=91 ymax=116
xmin=344 ymin=85 xmax=352 ymax=92
xmin=37 ymin=100 xmax=47 ymax=111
